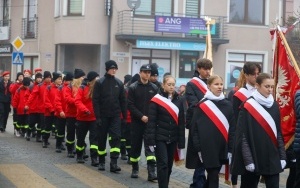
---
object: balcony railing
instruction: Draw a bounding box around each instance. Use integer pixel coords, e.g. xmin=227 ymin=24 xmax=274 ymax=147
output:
xmin=22 ymin=17 xmax=38 ymax=39
xmin=117 ymin=10 xmax=228 ymax=40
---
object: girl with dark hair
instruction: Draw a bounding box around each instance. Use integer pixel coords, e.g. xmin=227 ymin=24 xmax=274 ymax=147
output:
xmin=231 ymin=73 xmax=286 ymax=188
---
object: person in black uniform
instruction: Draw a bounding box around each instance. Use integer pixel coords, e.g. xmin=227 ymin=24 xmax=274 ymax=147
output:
xmin=231 ymin=73 xmax=286 ymax=188
xmin=185 ymin=58 xmax=212 ymax=188
xmin=145 ymin=75 xmax=185 ymax=188
xmin=0 ymin=71 xmax=11 ymax=132
xmin=127 ymin=64 xmax=158 ymax=180
xmin=92 ymin=60 xmax=126 ymax=173
xmin=187 ymin=75 xmax=235 ymax=188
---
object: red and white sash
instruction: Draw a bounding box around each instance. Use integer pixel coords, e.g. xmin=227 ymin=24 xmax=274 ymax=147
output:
xmin=234 ymin=88 xmax=251 ymax=102
xmin=244 ymin=98 xmax=278 ymax=146
xmin=199 ymin=100 xmax=229 ymax=142
xmin=151 ymin=94 xmax=179 ymax=125
xmin=190 ymin=77 xmax=207 ymax=94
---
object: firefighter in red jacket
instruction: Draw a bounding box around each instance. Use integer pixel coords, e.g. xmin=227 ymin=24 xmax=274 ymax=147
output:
xmin=64 ymin=69 xmax=86 ymax=158
xmin=43 ymin=72 xmax=62 ymax=148
xmin=74 ymin=71 xmax=99 ymax=164
xmin=12 ymin=77 xmax=31 ymax=140
xmin=25 ymin=73 xmax=43 ymax=141
xmin=25 ymin=72 xmax=51 ymax=143
xmin=9 ymin=72 xmax=24 ymax=136
xmin=54 ymin=73 xmax=73 ymax=153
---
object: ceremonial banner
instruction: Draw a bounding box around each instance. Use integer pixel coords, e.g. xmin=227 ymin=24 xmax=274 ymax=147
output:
xmin=273 ymin=27 xmax=300 ymax=148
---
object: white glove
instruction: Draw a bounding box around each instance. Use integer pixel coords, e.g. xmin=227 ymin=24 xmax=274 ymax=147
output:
xmin=228 ymin=153 xmax=232 ymax=165
xmin=198 ymin=152 xmax=203 ymax=163
xmin=149 ymin=146 xmax=155 ymax=152
xmin=245 ymin=163 xmax=255 ymax=172
xmin=280 ymin=160 xmax=286 ymax=169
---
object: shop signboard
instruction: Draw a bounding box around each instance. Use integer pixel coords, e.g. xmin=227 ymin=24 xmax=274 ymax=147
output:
xmin=155 ymin=16 xmax=216 ymax=35
xmin=137 ymin=39 xmax=205 ymax=51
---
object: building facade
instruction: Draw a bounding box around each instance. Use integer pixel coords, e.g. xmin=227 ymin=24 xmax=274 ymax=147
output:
xmin=0 ymin=0 xmax=293 ymax=91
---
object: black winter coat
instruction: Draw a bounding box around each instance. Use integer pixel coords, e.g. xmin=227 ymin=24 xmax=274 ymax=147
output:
xmin=294 ymin=90 xmax=300 ymax=154
xmin=128 ymin=80 xmax=158 ymax=121
xmin=0 ymin=78 xmax=11 ymax=103
xmin=231 ymin=97 xmax=286 ymax=175
xmin=145 ymin=92 xmax=185 ymax=149
xmin=186 ymin=98 xmax=235 ymax=169
xmin=185 ymin=77 xmax=207 ymax=129
xmin=92 ymin=74 xmax=126 ymax=118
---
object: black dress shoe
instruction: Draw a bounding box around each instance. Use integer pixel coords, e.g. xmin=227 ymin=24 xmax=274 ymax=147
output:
xmin=60 ymin=144 xmax=66 ymax=151
xmin=56 ymin=147 xmax=62 ymax=153
xmin=91 ymin=158 xmax=99 ymax=167
xmin=0 ymin=128 xmax=4 ymax=133
xmin=98 ymin=163 xmax=105 ymax=171
xmin=131 ymin=170 xmax=139 ymax=178
xmin=67 ymin=152 xmax=75 ymax=158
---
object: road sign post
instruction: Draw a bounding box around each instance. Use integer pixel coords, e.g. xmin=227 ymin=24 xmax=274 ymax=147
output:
xmin=12 ymin=51 xmax=24 ymax=65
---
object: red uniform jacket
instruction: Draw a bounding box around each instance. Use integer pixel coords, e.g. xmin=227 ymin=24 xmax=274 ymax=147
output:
xmin=54 ymin=83 xmax=68 ymax=117
xmin=44 ymin=83 xmax=60 ymax=117
xmin=26 ymin=81 xmax=50 ymax=114
xmin=75 ymin=85 xmax=96 ymax=121
xmin=25 ymin=82 xmax=41 ymax=114
xmin=9 ymin=82 xmax=22 ymax=105
xmin=12 ymin=86 xmax=29 ymax=115
xmin=64 ymin=84 xmax=78 ymax=118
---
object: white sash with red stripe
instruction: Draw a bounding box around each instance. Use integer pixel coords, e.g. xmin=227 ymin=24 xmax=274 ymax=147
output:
xmin=234 ymin=88 xmax=251 ymax=102
xmin=190 ymin=77 xmax=207 ymax=94
xmin=151 ymin=94 xmax=179 ymax=125
xmin=244 ymin=98 xmax=278 ymax=146
xmin=199 ymin=100 xmax=229 ymax=142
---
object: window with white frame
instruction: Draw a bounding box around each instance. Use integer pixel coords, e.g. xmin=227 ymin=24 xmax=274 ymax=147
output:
xmin=54 ymin=0 xmax=61 ymax=17
xmin=226 ymin=52 xmax=264 ymax=88
xmin=67 ymin=0 xmax=83 ymax=16
xmin=229 ymin=0 xmax=265 ymax=25
xmin=23 ymin=0 xmax=37 ymax=38
xmin=135 ymin=0 xmax=174 ymax=17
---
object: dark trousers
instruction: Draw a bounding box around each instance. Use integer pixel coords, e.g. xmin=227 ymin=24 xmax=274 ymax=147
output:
xmin=98 ymin=116 xmax=121 ymax=163
xmin=17 ymin=114 xmax=28 ymax=133
xmin=0 ymin=102 xmax=10 ymax=130
xmin=130 ymin=120 xmax=155 ymax=164
xmin=43 ymin=115 xmax=55 ymax=140
xmin=76 ymin=120 xmax=98 ymax=157
xmin=295 ymin=153 xmax=300 ymax=188
xmin=206 ymin=166 xmax=222 ymax=188
xmin=155 ymin=141 xmax=176 ymax=188
xmin=125 ymin=122 xmax=131 ymax=157
xmin=241 ymin=172 xmax=279 ymax=188
xmin=231 ymin=175 xmax=238 ymax=185
xmin=120 ymin=119 xmax=127 ymax=155
xmin=190 ymin=167 xmax=207 ymax=188
xmin=66 ymin=117 xmax=77 ymax=151
xmin=12 ymin=108 xmax=17 ymax=128
xmin=28 ymin=113 xmax=42 ymax=135
xmin=55 ymin=117 xmax=66 ymax=147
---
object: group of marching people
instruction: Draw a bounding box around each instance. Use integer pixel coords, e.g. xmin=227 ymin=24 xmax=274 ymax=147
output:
xmin=0 ymin=57 xmax=298 ymax=188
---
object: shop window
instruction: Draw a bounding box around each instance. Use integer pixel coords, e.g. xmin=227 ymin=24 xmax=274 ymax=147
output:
xmin=135 ymin=0 xmax=174 ymax=17
xmin=229 ymin=0 xmax=265 ymax=25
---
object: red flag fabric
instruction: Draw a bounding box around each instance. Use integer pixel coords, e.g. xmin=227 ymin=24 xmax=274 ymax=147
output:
xmin=273 ymin=30 xmax=300 ymax=146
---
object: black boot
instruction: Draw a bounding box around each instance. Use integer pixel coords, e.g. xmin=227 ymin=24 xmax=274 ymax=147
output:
xmin=36 ymin=131 xmax=42 ymax=142
xmin=42 ymin=139 xmax=48 ymax=148
xmin=67 ymin=144 xmax=75 ymax=158
xmin=98 ymin=163 xmax=105 ymax=171
xmin=120 ymin=142 xmax=127 ymax=160
xmin=90 ymin=149 xmax=99 ymax=167
xmin=76 ymin=151 xmax=85 ymax=163
xmin=83 ymin=147 xmax=89 ymax=160
xmin=147 ymin=164 xmax=157 ymax=181
xmin=110 ymin=158 xmax=121 ymax=173
xmin=56 ymin=138 xmax=62 ymax=153
xmin=127 ymin=149 xmax=131 ymax=164
xmin=131 ymin=162 xmax=139 ymax=178
xmin=26 ymin=130 xmax=31 ymax=141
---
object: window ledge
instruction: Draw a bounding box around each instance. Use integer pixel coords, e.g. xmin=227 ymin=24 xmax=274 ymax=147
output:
xmin=227 ymin=23 xmax=269 ymax=29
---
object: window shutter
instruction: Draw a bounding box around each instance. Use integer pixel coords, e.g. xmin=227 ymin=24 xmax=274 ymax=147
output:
xmin=186 ymin=0 xmax=199 ymax=17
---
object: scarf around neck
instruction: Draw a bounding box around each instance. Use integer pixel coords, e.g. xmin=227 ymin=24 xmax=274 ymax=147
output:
xmin=204 ymin=90 xmax=225 ymax=101
xmin=252 ymin=90 xmax=274 ymax=108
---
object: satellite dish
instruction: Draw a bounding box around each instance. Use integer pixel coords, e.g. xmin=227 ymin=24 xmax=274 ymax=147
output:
xmin=127 ymin=0 xmax=141 ymax=9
